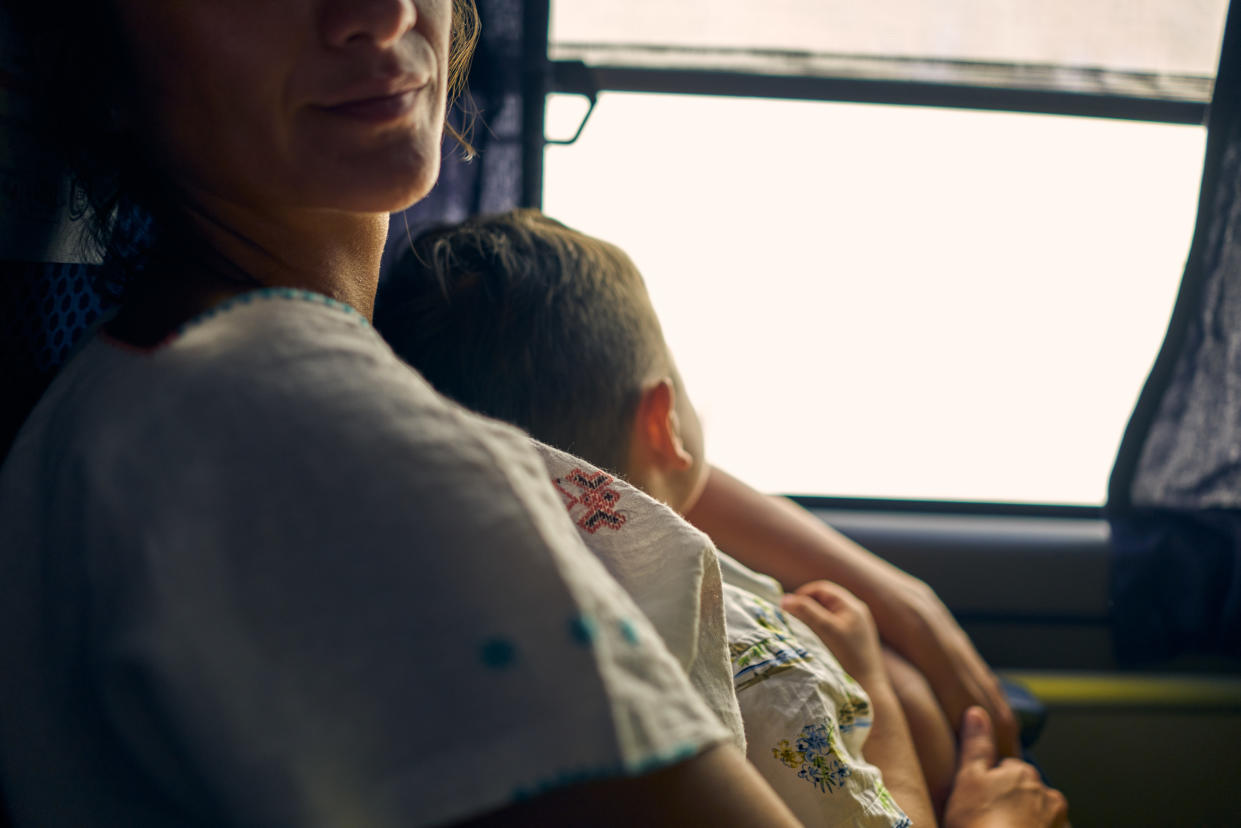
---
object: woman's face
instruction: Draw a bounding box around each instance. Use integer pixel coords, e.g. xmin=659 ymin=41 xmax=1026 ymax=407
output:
xmin=114 ymin=0 xmax=452 ymax=215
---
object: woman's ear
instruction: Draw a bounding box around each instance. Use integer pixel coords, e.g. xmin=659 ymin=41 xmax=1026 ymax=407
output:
xmin=633 ymin=377 xmax=695 ymax=471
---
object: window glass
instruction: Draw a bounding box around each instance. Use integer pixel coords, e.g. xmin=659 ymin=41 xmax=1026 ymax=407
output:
xmin=543 ymin=93 xmax=1204 ymax=504
xmin=550 ymin=1 xmax=1229 ymax=80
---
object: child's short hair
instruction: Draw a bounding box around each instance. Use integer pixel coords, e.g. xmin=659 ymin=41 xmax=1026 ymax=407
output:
xmin=376 ymin=209 xmax=666 ymax=475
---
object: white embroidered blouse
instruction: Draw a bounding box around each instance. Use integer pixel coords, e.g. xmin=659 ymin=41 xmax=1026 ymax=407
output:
xmin=0 ymin=290 xmax=730 ymax=827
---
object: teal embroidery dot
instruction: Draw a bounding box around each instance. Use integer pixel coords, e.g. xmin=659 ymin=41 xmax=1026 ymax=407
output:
xmin=479 ymin=638 xmax=517 ymax=669
xmin=618 ymin=618 xmax=640 ymax=645
xmin=569 ymin=613 xmax=597 ymax=646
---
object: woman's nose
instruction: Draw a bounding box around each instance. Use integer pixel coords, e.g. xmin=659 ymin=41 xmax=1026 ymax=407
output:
xmin=320 ymin=0 xmax=416 ymax=50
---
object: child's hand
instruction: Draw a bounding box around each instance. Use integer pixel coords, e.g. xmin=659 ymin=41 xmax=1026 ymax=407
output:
xmin=781 ymin=581 xmax=886 ymax=689
xmin=944 ymin=707 xmax=1069 ymax=828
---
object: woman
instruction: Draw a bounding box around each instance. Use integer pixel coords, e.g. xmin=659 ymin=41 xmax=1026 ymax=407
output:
xmin=0 ymin=2 xmax=1064 ymax=825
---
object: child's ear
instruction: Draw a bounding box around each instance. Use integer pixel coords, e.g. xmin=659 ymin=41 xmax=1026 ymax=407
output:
xmin=634 ymin=377 xmax=695 ymax=471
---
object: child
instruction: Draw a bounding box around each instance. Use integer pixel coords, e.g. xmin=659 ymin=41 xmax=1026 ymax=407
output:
xmin=375 ymin=209 xmax=955 ymax=825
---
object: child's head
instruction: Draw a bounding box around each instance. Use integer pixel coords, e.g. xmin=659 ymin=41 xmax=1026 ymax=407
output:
xmin=376 ymin=208 xmax=709 ymax=512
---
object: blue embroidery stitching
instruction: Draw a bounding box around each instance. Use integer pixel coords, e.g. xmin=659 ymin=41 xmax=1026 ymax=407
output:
xmin=569 ymin=613 xmax=597 ymax=646
xmin=618 ymin=618 xmax=640 ymax=645
xmin=479 ymin=638 xmax=517 ymax=669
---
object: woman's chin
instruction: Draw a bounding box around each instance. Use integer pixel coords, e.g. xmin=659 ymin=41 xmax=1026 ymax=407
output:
xmin=303 ymin=167 xmax=440 ymax=215
xmin=323 ymin=152 xmax=441 ymax=214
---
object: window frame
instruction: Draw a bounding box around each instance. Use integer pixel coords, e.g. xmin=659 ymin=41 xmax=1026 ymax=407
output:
xmin=526 ymin=0 xmax=1216 ymax=211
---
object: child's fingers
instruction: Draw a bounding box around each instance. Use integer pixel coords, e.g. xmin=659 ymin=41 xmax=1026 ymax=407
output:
xmin=956 ymin=705 xmax=997 ymax=772
xmin=781 ymin=593 xmax=843 ymax=638
xmin=794 ymin=580 xmax=862 ymax=613
xmin=795 ymin=581 xmax=876 ymax=634
xmin=784 ymin=588 xmax=885 ymax=686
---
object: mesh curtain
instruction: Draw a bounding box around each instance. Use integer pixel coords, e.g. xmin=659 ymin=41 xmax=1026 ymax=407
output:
xmin=1107 ymin=1 xmax=1241 ymax=662
xmin=382 ymin=0 xmax=529 ymax=278
xmin=0 ymin=0 xmax=531 ymax=460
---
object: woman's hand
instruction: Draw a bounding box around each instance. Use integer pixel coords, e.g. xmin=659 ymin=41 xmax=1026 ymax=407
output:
xmin=781 ymin=581 xmax=886 ymax=689
xmin=865 ymin=571 xmax=1020 ymax=758
xmin=943 ymin=707 xmax=1068 ymax=828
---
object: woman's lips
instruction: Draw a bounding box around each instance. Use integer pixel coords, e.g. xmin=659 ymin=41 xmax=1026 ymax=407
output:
xmin=320 ymin=88 xmax=420 ymax=124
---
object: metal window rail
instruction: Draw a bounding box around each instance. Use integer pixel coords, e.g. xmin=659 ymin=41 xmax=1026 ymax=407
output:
xmin=549 ymin=44 xmax=1213 ymax=128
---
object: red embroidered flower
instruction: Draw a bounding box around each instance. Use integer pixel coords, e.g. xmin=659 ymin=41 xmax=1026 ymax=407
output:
xmin=553 ymin=469 xmax=626 ymax=533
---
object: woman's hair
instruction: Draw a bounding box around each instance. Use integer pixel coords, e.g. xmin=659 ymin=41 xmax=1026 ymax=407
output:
xmin=374 ymin=209 xmax=668 ymax=477
xmin=446 ymin=1 xmax=482 ymax=154
xmin=6 ymin=0 xmax=479 ymax=299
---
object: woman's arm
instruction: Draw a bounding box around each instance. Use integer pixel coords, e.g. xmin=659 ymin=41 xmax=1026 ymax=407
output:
xmin=685 ymin=465 xmax=1019 ymax=757
xmin=459 ymin=744 xmax=802 ymax=828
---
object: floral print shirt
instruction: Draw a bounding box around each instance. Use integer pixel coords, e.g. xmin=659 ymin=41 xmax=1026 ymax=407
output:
xmin=721 ymin=554 xmax=912 ymax=827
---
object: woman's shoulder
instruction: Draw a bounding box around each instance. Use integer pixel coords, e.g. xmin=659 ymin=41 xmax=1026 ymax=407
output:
xmin=6 ymin=288 xmax=548 ymax=537
xmin=67 ymin=289 xmax=515 ymax=455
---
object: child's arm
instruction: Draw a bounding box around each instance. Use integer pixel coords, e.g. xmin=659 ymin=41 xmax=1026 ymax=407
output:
xmin=684 ymin=465 xmax=1019 ymax=758
xmin=784 ymin=586 xmax=1069 ymax=828
xmin=782 ymin=582 xmax=935 ymax=828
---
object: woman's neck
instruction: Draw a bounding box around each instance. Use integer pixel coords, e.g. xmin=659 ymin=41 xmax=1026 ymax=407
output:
xmin=107 ymin=197 xmax=388 ymax=346
xmin=189 ymin=196 xmax=389 ymax=316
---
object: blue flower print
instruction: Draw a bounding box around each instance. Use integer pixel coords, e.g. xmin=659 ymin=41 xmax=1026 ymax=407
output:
xmin=772 ymin=723 xmax=852 ymax=794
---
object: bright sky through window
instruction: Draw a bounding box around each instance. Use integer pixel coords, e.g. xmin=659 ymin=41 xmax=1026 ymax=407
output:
xmin=544 ymin=94 xmax=1204 ymax=504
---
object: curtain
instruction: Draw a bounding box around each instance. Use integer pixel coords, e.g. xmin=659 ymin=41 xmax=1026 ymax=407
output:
xmin=381 ymin=0 xmax=529 ymax=279
xmin=1107 ymin=1 xmax=1241 ymax=662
